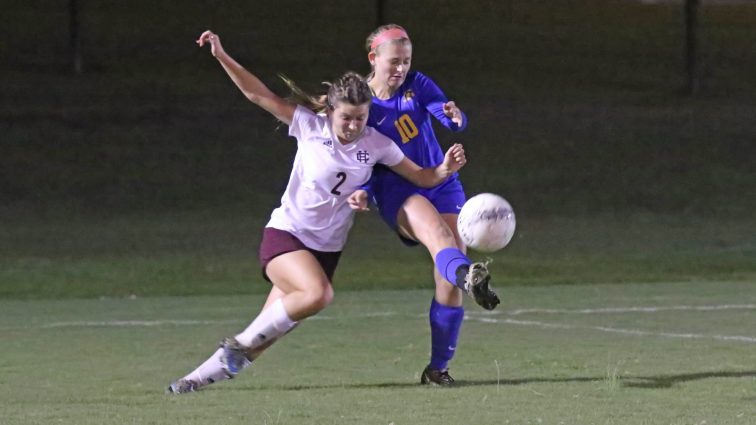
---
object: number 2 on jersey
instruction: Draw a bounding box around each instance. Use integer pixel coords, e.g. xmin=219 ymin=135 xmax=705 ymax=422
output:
xmin=330 ymin=172 xmax=347 ymax=195
xmin=394 ymin=114 xmax=418 ymax=143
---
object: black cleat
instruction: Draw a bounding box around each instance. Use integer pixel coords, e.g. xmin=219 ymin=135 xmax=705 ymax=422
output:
xmin=462 ymin=261 xmax=500 ymax=310
xmin=420 ymin=365 xmax=455 ymax=386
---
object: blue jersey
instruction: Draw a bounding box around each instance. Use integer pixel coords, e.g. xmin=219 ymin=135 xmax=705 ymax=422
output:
xmin=365 ymin=71 xmax=469 ymax=230
xmin=368 ymin=71 xmax=467 ymax=174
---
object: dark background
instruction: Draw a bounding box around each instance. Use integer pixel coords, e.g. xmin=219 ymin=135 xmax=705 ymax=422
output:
xmin=1 ymin=1 xmax=755 ymax=299
xmin=3 ymin=0 xmax=754 ymax=219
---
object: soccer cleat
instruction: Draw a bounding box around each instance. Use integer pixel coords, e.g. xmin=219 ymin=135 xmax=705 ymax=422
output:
xmin=166 ymin=378 xmax=200 ymax=394
xmin=420 ymin=365 xmax=455 ymax=386
xmin=219 ymin=337 xmax=251 ymax=375
xmin=463 ymin=261 xmax=500 ymax=310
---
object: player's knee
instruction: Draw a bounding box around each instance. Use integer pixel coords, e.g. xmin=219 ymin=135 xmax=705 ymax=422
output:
xmin=303 ymin=281 xmax=334 ymax=312
xmin=319 ymin=283 xmax=335 ymax=308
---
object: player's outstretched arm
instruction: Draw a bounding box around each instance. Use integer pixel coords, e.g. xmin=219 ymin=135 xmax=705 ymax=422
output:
xmin=389 ymin=143 xmax=466 ymax=188
xmin=197 ymin=30 xmax=296 ymax=125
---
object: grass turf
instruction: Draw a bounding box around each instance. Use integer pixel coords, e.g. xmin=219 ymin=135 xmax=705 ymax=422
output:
xmin=1 ymin=282 xmax=754 ymax=424
xmin=0 ymin=210 xmax=754 ymax=299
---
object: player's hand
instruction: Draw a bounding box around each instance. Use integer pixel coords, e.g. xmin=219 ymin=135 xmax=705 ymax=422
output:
xmin=443 ymin=143 xmax=466 ymax=173
xmin=347 ymin=190 xmax=370 ymax=212
xmin=196 ymin=30 xmax=223 ymax=57
xmin=443 ymin=101 xmax=464 ymax=127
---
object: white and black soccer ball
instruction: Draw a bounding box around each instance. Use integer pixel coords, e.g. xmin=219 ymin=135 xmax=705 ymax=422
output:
xmin=457 ymin=193 xmax=516 ymax=253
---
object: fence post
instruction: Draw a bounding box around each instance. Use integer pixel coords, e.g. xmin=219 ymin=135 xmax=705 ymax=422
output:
xmin=70 ymin=0 xmax=83 ymax=74
xmin=684 ymin=0 xmax=700 ymax=95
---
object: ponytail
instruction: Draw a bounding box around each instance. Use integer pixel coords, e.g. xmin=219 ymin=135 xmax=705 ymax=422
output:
xmin=281 ymin=71 xmax=371 ymax=114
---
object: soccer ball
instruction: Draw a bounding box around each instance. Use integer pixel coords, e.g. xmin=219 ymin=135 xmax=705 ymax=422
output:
xmin=457 ymin=193 xmax=516 ymax=253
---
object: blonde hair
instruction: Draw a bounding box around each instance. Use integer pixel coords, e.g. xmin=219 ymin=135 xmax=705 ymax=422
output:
xmin=365 ymin=23 xmax=411 ymax=53
xmin=280 ymin=72 xmax=372 ymax=114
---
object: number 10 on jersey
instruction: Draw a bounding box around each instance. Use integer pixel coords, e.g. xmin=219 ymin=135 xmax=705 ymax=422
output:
xmin=394 ymin=114 xmax=418 ymax=143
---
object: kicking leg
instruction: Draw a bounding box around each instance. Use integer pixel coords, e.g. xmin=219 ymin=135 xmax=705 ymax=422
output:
xmin=397 ymin=195 xmax=499 ymax=310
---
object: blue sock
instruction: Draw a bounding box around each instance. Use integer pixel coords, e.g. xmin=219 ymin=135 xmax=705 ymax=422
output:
xmin=429 ymin=298 xmax=465 ymax=371
xmin=434 ymin=247 xmax=471 ymax=289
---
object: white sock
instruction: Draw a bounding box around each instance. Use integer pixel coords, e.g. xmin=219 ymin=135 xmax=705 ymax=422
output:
xmin=177 ymin=300 xmax=297 ymax=388
xmin=182 ymin=348 xmax=233 ymax=385
xmin=235 ymin=298 xmax=298 ymax=352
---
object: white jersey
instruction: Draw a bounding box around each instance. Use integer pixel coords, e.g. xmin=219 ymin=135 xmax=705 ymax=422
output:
xmin=266 ymin=106 xmax=405 ymax=251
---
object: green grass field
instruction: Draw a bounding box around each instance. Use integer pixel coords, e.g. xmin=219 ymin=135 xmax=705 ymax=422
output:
xmin=1 ymin=282 xmax=754 ymax=424
xmin=1 ymin=210 xmax=754 ymax=298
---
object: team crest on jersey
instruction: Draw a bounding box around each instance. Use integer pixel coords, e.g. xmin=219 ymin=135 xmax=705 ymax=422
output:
xmin=322 ymin=139 xmax=333 ymax=148
xmin=356 ymin=150 xmax=370 ymax=164
xmin=404 ymin=89 xmax=415 ymax=101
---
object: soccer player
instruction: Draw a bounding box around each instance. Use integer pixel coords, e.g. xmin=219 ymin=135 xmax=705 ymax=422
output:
xmin=167 ymin=30 xmax=468 ymax=394
xmin=352 ymin=24 xmax=501 ymax=386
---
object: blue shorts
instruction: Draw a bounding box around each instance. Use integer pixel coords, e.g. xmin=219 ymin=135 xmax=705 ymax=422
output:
xmin=371 ymin=172 xmax=466 ymax=246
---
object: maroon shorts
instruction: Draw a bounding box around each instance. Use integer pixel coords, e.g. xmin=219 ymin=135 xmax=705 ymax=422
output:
xmin=258 ymin=227 xmax=342 ymax=283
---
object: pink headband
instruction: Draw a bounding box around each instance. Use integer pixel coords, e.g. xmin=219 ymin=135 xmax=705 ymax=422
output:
xmin=370 ymin=28 xmax=410 ymax=51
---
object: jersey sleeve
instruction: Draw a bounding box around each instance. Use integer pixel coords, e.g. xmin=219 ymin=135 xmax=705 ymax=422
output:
xmin=415 ymin=72 xmax=468 ymax=132
xmin=288 ymin=105 xmax=318 ymax=141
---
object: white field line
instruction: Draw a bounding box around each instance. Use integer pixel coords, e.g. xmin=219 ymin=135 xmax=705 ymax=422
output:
xmin=41 ymin=319 xmax=242 ymax=328
xmin=37 ymin=313 xmax=394 ymax=328
xmin=29 ymin=304 xmax=756 ymax=344
xmin=508 ymin=304 xmax=756 ymax=316
xmin=469 ymin=317 xmax=756 ymax=344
